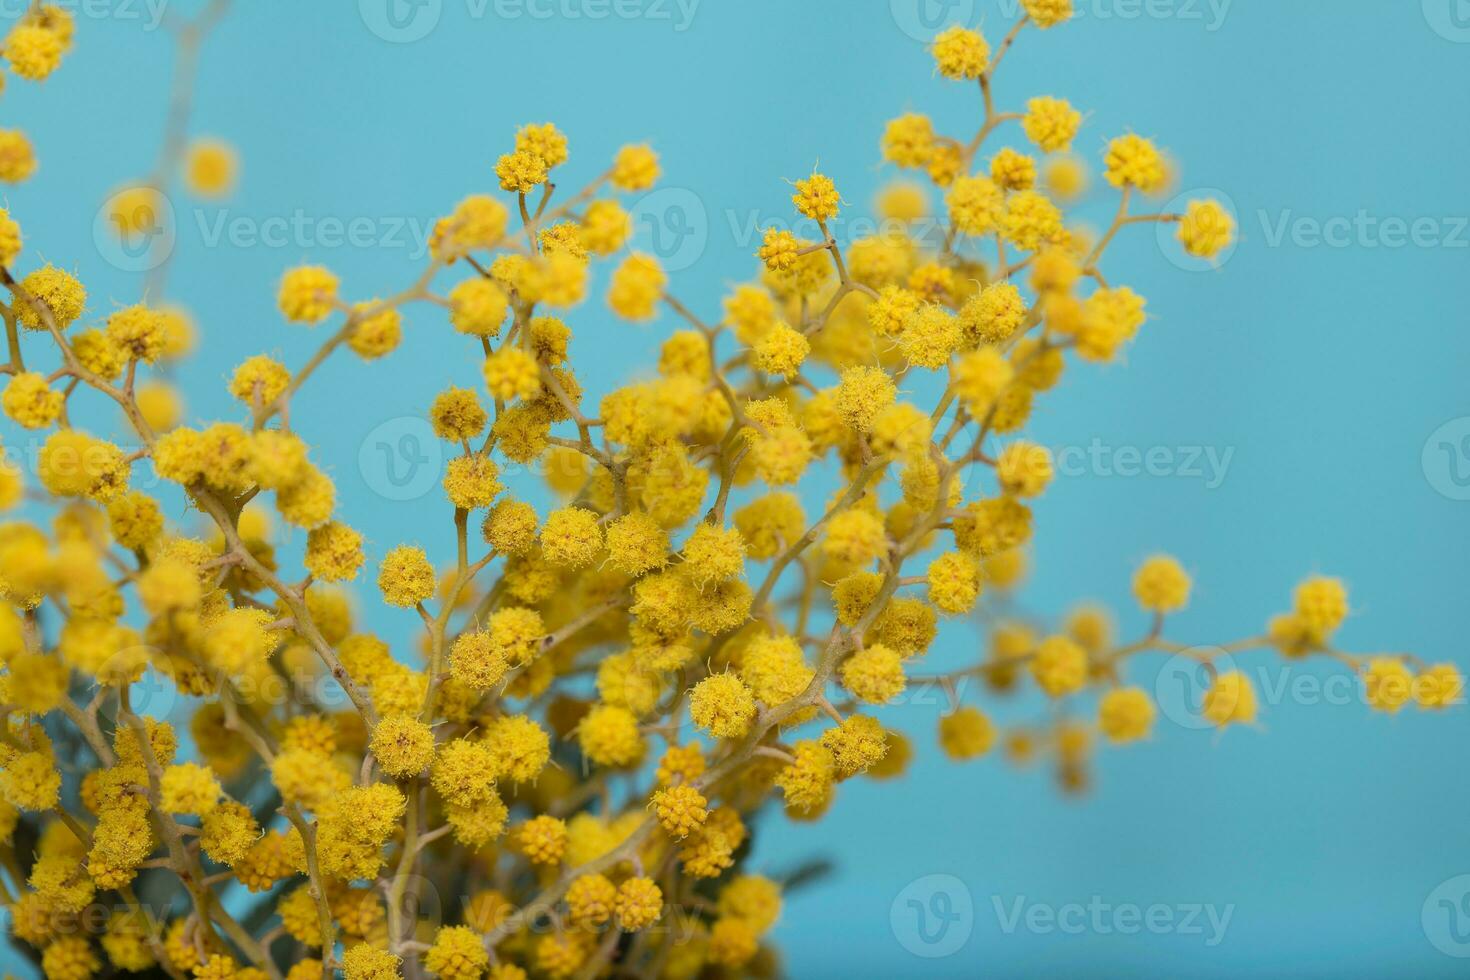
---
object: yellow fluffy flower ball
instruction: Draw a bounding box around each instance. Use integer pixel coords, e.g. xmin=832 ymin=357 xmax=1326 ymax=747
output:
xmin=1104 ymin=134 xmax=1168 ymax=194
xmin=185 ymin=139 xmax=239 ymax=198
xmin=277 ymin=265 xmax=340 ymax=324
xmin=689 ymin=673 xmax=757 ymax=738
xmin=1132 ymin=555 xmax=1191 ymax=614
xmin=1202 ymin=670 xmax=1257 ymax=727
xmin=377 ymin=545 xmax=436 ymax=607
xmin=1178 ymin=199 xmax=1235 ymax=258
xmin=939 ymin=707 xmax=994 ymax=760
xmin=1099 ymin=687 xmax=1156 ymax=742
xmin=931 ymin=25 xmax=989 ymax=80
xmin=611 ymin=143 xmax=660 ymax=191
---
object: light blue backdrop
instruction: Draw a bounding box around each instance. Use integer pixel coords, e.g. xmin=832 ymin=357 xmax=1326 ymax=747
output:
xmin=4 ymin=1 xmax=1469 ymax=976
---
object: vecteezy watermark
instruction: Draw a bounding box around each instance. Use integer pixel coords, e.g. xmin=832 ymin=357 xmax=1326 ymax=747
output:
xmin=889 ymin=0 xmax=976 ymax=42
xmin=1423 ymin=0 xmax=1470 ymax=42
xmin=1422 ymin=417 xmax=1470 ymax=501
xmin=629 ymin=187 xmax=709 ymax=273
xmin=1154 ymin=647 xmax=1235 ymax=730
xmin=94 ymin=658 xmax=183 ymax=725
xmin=358 ymin=417 xmax=445 ymax=502
xmin=90 ymin=655 xmax=359 ymax=736
xmin=891 ymin=874 xmax=974 ymax=958
xmin=883 ymin=675 xmax=977 ymax=709
xmin=359 ymin=0 xmax=443 ymax=42
xmin=1 ymin=437 xmax=168 ymax=493
xmin=359 ymin=0 xmax=700 ymax=42
xmin=488 ymin=0 xmax=700 ymax=29
xmin=193 ymin=208 xmax=439 ymax=261
xmin=1257 ymin=209 xmax=1470 ymax=250
xmin=352 ymin=420 xmax=617 ymax=501
xmin=1153 ymin=649 xmax=1468 ymax=729
xmin=93 ymin=195 xmax=442 ymax=271
xmin=93 ymin=187 xmax=177 ymax=273
xmin=1052 ymin=439 xmax=1235 ymax=489
xmin=0 ymin=0 xmax=171 ymax=29
xmin=1423 ymin=875 xmax=1470 ymax=957
xmin=991 ymin=895 xmax=1234 ymax=946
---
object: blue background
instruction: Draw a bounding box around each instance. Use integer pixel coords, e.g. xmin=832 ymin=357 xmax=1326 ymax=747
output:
xmin=3 ymin=1 xmax=1469 ymax=976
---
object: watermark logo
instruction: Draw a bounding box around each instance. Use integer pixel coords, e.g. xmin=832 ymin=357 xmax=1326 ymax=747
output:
xmin=358 ymin=417 xmax=443 ymax=501
xmin=0 ymin=0 xmax=171 ymax=30
xmin=1423 ymin=0 xmax=1470 ymax=42
xmin=92 ymin=659 xmax=184 ymax=732
xmin=1257 ymin=209 xmax=1468 ymax=250
xmin=1422 ymin=417 xmax=1470 ymax=501
xmin=993 ymin=895 xmax=1233 ymax=945
xmin=489 ymin=0 xmax=700 ymax=30
xmin=1158 ymin=187 xmax=1239 ymax=272
xmin=93 ymin=188 xmax=176 ymax=273
xmin=1154 ymin=648 xmax=1231 ymax=730
xmin=629 ymin=187 xmax=708 ymax=272
xmin=386 ymin=873 xmax=446 ymax=937
xmin=1053 ymin=439 xmax=1235 ymax=489
xmin=360 ymin=0 xmax=444 ymax=42
xmin=193 ymin=209 xmax=438 ymax=260
xmin=891 ymin=873 xmax=973 ymax=958
xmin=361 ymin=0 xmax=699 ymax=38
xmin=889 ymin=0 xmax=976 ymax=42
xmin=1423 ymin=875 xmax=1470 ymax=956
xmin=1153 ymin=654 xmax=1458 ymax=726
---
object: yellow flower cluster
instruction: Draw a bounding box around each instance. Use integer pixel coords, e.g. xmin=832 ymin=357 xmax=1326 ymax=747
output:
xmin=0 ymin=7 xmax=1453 ymax=980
